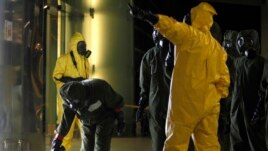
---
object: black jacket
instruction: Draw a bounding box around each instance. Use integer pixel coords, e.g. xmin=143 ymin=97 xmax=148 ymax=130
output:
xmin=57 ymin=78 xmax=124 ymax=136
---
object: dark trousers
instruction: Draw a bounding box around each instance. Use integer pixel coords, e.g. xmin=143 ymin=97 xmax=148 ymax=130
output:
xmin=149 ymin=115 xmax=166 ymax=151
xmin=81 ymin=116 xmax=115 ymax=151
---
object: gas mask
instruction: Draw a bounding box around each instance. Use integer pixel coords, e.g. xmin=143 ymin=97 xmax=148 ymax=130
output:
xmin=223 ymin=40 xmax=233 ymax=49
xmin=237 ymin=36 xmax=256 ymax=59
xmin=77 ymin=41 xmax=91 ymax=58
xmin=222 ymin=30 xmax=240 ymax=59
xmin=223 ymin=40 xmax=238 ymax=59
xmin=236 ymin=30 xmax=260 ymax=59
xmin=152 ymin=29 xmax=164 ymax=47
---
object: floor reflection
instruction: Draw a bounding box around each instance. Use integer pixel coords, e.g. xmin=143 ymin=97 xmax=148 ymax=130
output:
xmin=45 ymin=136 xmax=152 ymax=151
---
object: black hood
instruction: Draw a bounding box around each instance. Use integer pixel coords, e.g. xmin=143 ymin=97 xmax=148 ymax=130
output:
xmin=60 ymin=81 xmax=86 ymax=101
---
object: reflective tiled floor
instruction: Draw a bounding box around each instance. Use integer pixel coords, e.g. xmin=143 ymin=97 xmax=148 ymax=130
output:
xmin=110 ymin=137 xmax=152 ymax=151
xmin=45 ymin=124 xmax=152 ymax=151
xmin=46 ymin=137 xmax=152 ymax=151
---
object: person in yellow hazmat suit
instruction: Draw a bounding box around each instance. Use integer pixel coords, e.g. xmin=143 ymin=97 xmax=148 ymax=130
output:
xmin=129 ymin=2 xmax=230 ymax=151
xmin=52 ymin=32 xmax=91 ymax=151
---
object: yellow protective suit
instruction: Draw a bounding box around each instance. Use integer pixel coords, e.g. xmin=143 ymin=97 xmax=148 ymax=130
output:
xmin=52 ymin=32 xmax=90 ymax=151
xmin=154 ymin=2 xmax=230 ymax=151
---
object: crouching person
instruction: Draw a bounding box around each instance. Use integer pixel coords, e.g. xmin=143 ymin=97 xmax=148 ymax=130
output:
xmin=51 ymin=78 xmax=125 ymax=151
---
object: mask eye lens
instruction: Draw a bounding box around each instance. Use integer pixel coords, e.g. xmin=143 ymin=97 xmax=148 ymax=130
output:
xmin=70 ymin=104 xmax=74 ymax=109
xmin=77 ymin=41 xmax=86 ymax=50
xmin=250 ymin=40 xmax=254 ymax=46
xmin=238 ymin=36 xmax=255 ymax=49
xmin=237 ymin=37 xmax=244 ymax=48
xmin=224 ymin=40 xmax=232 ymax=48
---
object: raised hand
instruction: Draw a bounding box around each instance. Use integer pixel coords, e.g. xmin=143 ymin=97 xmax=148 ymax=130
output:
xmin=128 ymin=3 xmax=158 ymax=25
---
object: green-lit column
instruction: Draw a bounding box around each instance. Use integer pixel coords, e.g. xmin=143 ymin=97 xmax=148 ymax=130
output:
xmin=83 ymin=0 xmax=135 ymax=136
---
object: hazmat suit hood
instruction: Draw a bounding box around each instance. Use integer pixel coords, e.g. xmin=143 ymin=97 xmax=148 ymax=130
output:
xmin=69 ymin=32 xmax=91 ymax=58
xmin=69 ymin=32 xmax=85 ymax=54
xmin=190 ymin=2 xmax=217 ymax=33
xmin=182 ymin=12 xmax=222 ymax=43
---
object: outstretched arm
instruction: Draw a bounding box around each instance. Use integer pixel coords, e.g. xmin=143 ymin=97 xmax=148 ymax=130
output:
xmin=128 ymin=3 xmax=159 ymax=25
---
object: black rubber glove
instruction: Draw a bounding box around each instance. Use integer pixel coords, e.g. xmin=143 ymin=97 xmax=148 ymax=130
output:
xmin=128 ymin=3 xmax=158 ymax=25
xmin=51 ymin=136 xmax=65 ymax=151
xmin=115 ymin=111 xmax=126 ymax=136
xmin=136 ymin=97 xmax=148 ymax=122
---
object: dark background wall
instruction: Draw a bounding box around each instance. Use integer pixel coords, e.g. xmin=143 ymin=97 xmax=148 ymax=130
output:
xmin=133 ymin=0 xmax=260 ymax=50
xmin=132 ymin=0 xmax=261 ymax=103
